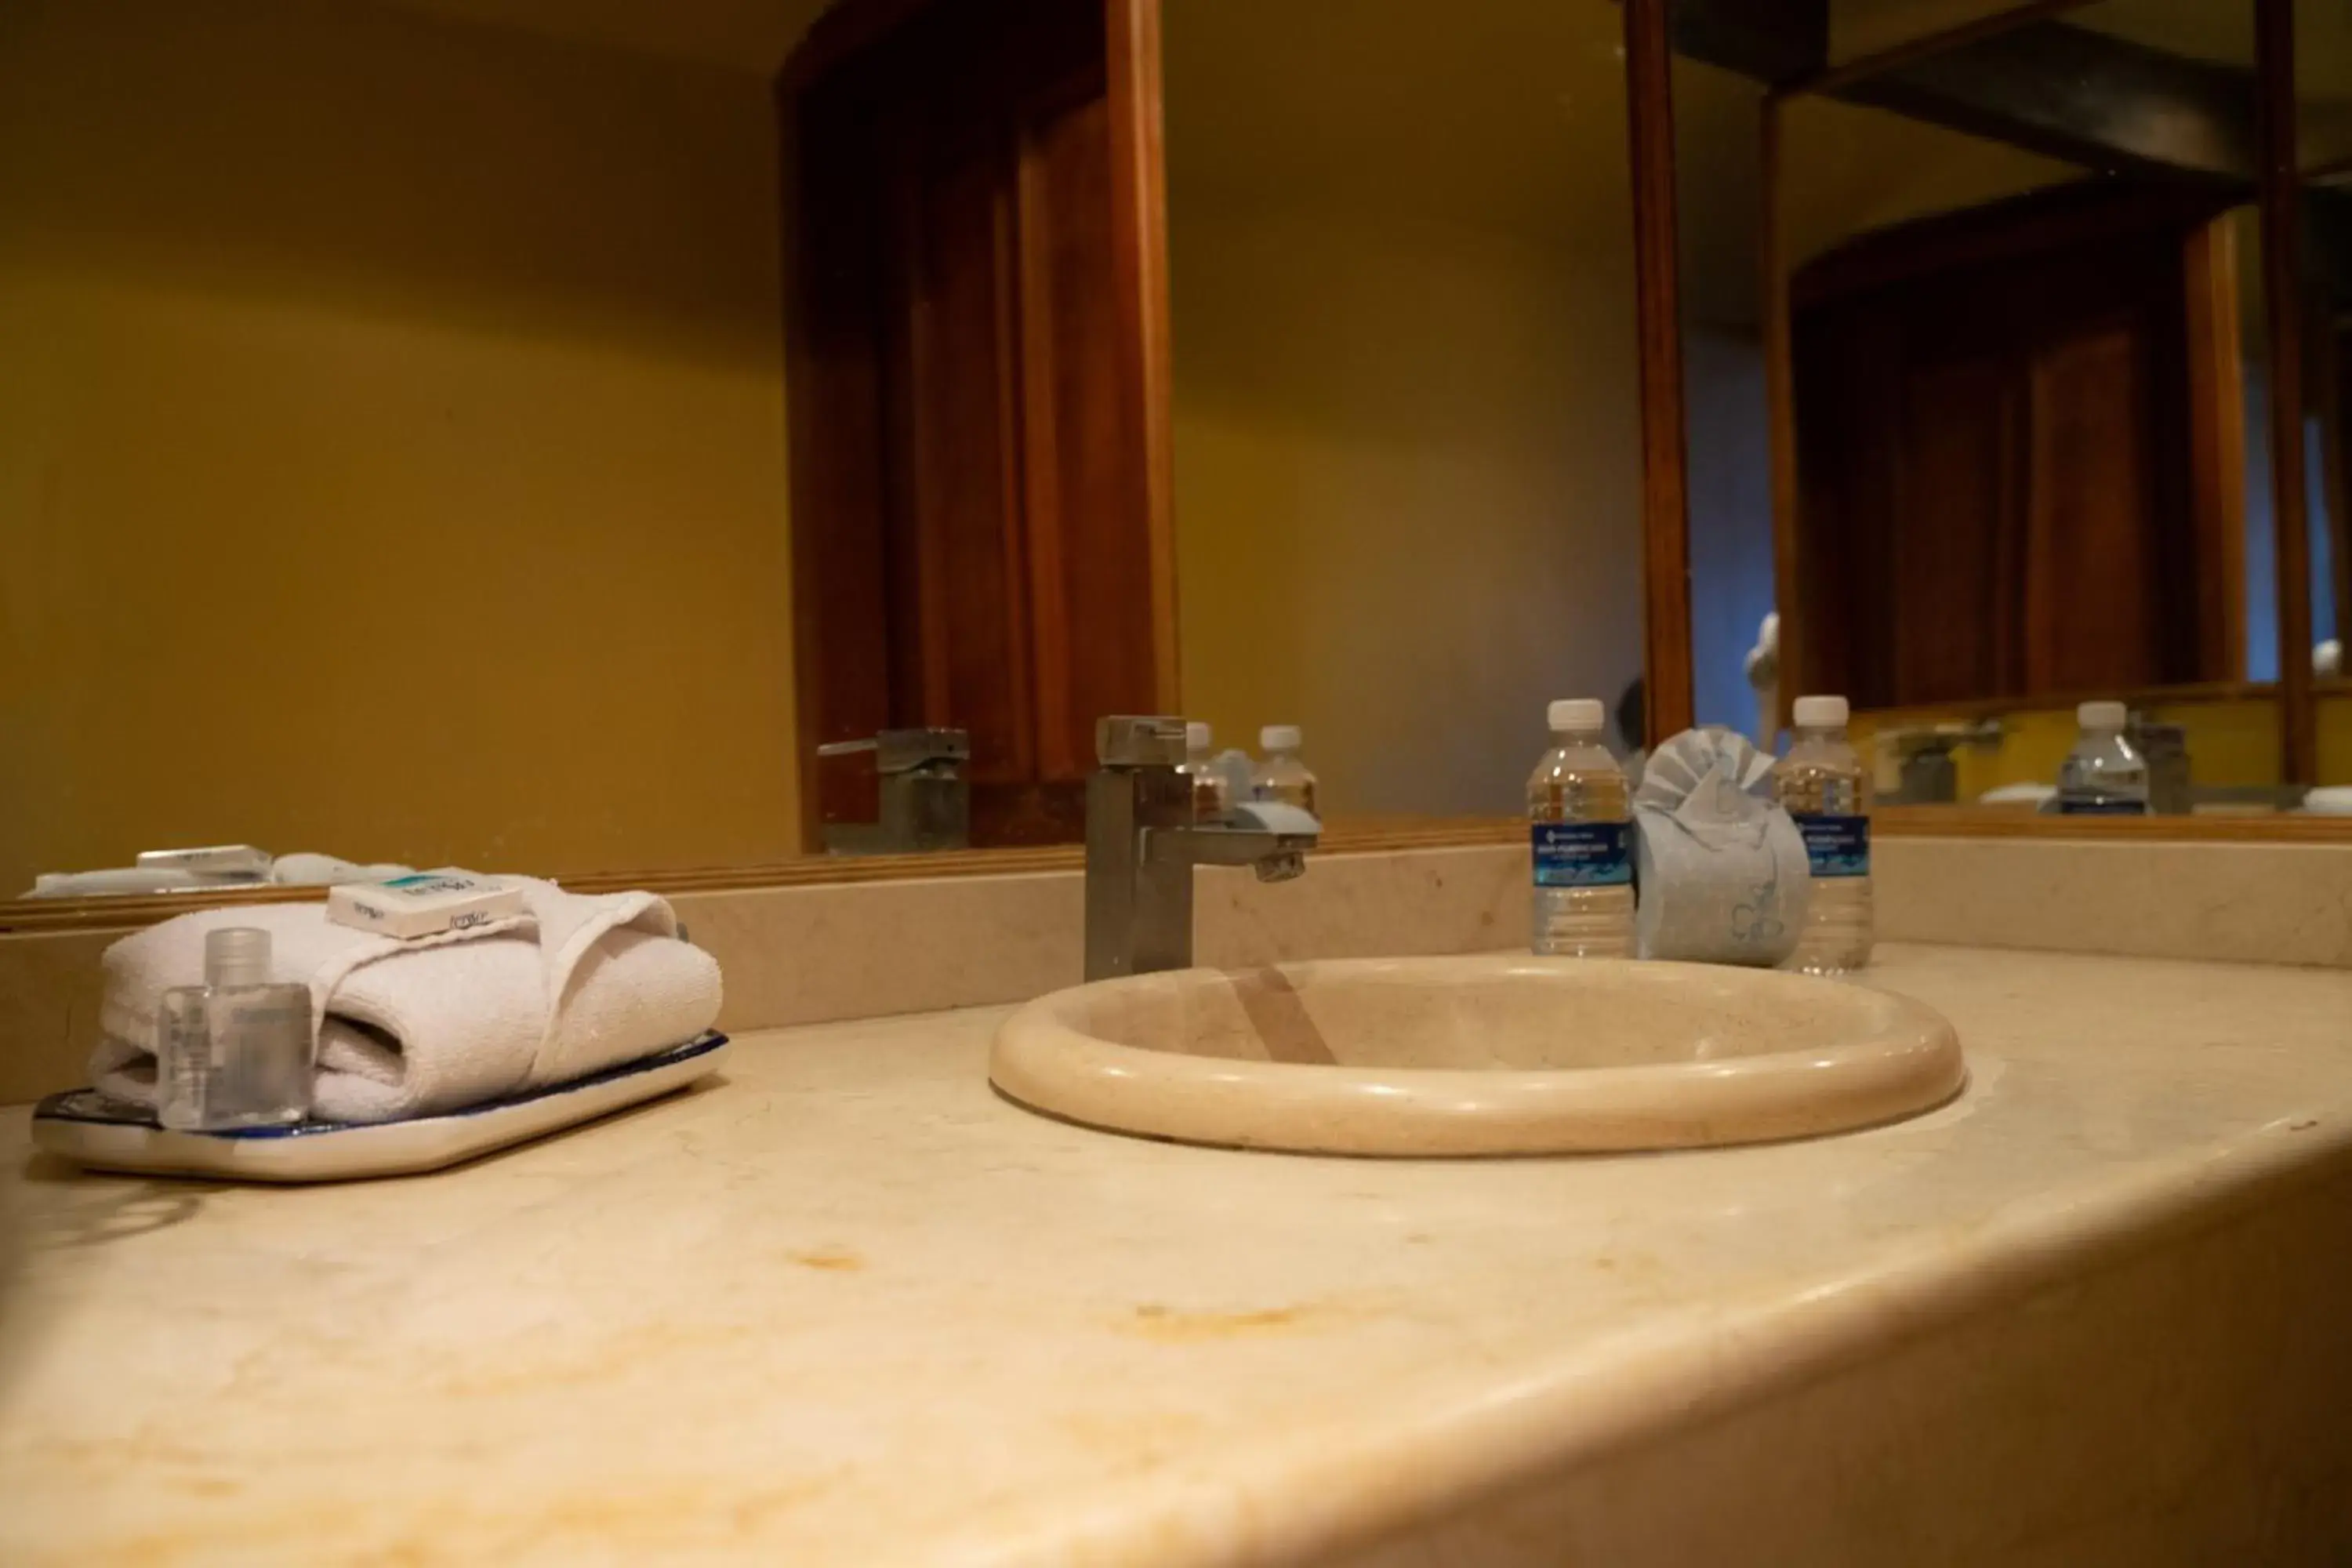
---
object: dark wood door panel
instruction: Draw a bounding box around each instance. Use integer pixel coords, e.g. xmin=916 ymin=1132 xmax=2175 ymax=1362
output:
xmin=786 ymin=0 xmax=1165 ymax=850
xmin=1791 ymin=183 xmax=2242 ymax=710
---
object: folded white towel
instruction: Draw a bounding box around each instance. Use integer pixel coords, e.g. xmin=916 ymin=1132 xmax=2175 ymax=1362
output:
xmin=89 ymin=878 xmax=723 ymax=1123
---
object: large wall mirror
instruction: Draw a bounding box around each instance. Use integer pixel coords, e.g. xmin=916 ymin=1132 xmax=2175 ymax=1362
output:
xmin=9 ymin=0 xmax=2348 ymax=926
xmin=2 ymin=0 xmax=1671 ymax=916
xmin=1668 ymin=0 xmax=2352 ymax=820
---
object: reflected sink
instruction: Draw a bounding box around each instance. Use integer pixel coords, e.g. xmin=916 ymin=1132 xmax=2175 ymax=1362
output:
xmin=991 ymin=956 xmax=1964 ymax=1156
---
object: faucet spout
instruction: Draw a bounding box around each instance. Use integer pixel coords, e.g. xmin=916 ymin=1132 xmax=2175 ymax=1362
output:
xmin=1143 ymin=822 xmax=1319 ymax=871
xmin=1083 ymin=717 xmax=1319 ymax=981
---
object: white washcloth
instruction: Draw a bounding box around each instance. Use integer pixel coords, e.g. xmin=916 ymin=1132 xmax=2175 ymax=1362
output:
xmin=89 ymin=879 xmax=722 ymax=1123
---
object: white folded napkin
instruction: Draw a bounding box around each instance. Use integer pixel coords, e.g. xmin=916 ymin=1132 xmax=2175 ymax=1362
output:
xmin=89 ymin=878 xmax=723 ymax=1123
xmin=1631 ymin=727 xmax=1811 ymax=966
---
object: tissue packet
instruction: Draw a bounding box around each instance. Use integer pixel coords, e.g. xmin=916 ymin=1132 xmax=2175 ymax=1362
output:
xmin=1631 ymin=728 xmax=1811 ymax=966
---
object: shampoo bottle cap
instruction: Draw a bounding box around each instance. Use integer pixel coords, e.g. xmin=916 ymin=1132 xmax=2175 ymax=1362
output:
xmin=1260 ymin=724 xmax=1302 ymax=752
xmin=204 ymin=927 xmax=274 ymax=990
xmin=1186 ymin=721 xmax=1213 ymax=752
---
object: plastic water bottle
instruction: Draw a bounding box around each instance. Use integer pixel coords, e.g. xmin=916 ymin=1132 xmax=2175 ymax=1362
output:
xmin=1778 ymin=694 xmax=1873 ymax=974
xmin=2057 ymin=701 xmax=2150 ymax=814
xmin=1252 ymin=725 xmax=1319 ymax=816
xmin=1181 ymin=721 xmax=1231 ymax=821
xmin=1527 ymin=699 xmax=1633 ymax=958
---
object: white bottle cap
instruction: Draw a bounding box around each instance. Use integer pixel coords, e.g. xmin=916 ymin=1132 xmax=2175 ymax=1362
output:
xmin=2078 ymin=700 xmax=2128 ymax=730
xmin=1792 ymin=694 xmax=1849 ymax=728
xmin=1546 ymin=698 xmax=1604 ymax=731
xmin=1186 ymin=721 xmax=1212 ymax=752
xmin=1261 ymin=724 xmax=1302 ymax=751
xmin=204 ymin=927 xmax=273 ymax=990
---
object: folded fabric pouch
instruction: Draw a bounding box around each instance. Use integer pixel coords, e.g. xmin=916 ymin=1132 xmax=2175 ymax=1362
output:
xmin=89 ymin=878 xmax=723 ymax=1123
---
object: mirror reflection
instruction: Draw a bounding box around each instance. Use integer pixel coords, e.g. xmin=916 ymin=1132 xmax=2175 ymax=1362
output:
xmin=1163 ymin=0 xmax=1646 ymax=825
xmin=1679 ymin=0 xmax=2352 ymax=814
xmin=2302 ymin=0 xmax=2352 ymax=805
xmin=4 ymin=0 xmax=1667 ymax=902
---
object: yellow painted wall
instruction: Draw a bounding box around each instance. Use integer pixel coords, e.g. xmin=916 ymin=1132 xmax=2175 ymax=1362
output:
xmin=2322 ymin=691 xmax=2352 ymax=786
xmin=1163 ymin=1 xmax=1646 ymax=818
xmin=0 ymin=0 xmax=798 ymax=893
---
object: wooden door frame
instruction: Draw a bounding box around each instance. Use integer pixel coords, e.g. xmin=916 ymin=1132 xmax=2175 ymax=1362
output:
xmin=775 ymin=0 xmax=1179 ymax=852
xmin=2253 ymin=0 xmax=2314 ymax=779
xmin=1104 ymin=0 xmax=1181 ymax=717
xmin=1624 ymin=0 xmax=1697 ymax=745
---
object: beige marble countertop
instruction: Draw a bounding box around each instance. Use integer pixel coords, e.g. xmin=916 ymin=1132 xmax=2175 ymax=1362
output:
xmin=5 ymin=944 xmax=2352 ymax=1565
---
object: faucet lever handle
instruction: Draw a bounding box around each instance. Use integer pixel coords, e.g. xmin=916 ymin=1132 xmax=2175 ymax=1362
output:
xmin=1095 ymin=715 xmax=1188 ymax=769
xmin=820 ymin=728 xmax=971 ymax=773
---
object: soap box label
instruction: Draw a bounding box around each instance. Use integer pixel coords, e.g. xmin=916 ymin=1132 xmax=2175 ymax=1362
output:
xmin=1532 ymin=822 xmax=1632 ymax=888
xmin=1794 ymin=813 xmax=1870 ymax=879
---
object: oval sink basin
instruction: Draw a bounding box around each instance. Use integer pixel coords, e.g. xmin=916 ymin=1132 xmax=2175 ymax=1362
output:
xmin=991 ymin=956 xmax=1963 ymax=1156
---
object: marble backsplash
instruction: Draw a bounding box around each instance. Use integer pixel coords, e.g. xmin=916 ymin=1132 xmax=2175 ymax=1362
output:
xmin=2 ymin=835 xmax=2347 ymax=1105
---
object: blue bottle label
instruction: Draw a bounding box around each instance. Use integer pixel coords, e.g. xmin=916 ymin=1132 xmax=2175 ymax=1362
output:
xmin=1795 ymin=813 xmax=1870 ymax=878
xmin=2057 ymin=798 xmax=2147 ymax=816
xmin=1532 ymin=822 xmax=1632 ymax=888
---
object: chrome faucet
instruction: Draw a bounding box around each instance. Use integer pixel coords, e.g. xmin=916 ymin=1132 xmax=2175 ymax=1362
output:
xmin=1084 ymin=716 xmax=1319 ymax=982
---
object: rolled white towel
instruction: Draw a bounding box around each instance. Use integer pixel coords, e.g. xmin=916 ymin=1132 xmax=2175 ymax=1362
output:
xmin=89 ymin=878 xmax=722 ymax=1123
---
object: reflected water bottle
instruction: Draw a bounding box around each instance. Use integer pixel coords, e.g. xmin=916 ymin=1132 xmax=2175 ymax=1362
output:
xmin=1181 ymin=721 xmax=1232 ymax=822
xmin=1527 ymin=699 xmax=1634 ymax=958
xmin=2056 ymin=701 xmax=2150 ymax=815
xmin=1251 ymin=725 xmax=1319 ymax=816
xmin=1778 ymin=694 xmax=1873 ymax=974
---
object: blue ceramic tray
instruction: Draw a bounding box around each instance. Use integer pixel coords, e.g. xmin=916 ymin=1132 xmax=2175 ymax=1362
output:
xmin=31 ymin=1032 xmax=729 ymax=1182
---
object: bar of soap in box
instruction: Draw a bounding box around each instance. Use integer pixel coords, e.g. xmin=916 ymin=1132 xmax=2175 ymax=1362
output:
xmin=327 ymin=873 xmax=523 ymax=939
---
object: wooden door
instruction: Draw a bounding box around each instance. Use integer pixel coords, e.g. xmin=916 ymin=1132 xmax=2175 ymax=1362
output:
xmin=783 ymin=0 xmax=1171 ymax=848
xmin=1791 ymin=184 xmax=2247 ymax=710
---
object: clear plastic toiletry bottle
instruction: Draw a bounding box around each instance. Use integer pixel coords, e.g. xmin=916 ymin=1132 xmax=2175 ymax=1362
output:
xmin=2057 ymin=701 xmax=2150 ymax=815
xmin=1252 ymin=725 xmax=1319 ymax=816
xmin=1527 ymin=698 xmax=1634 ymax=958
xmin=1778 ymin=693 xmax=1874 ymax=974
xmin=157 ymin=927 xmax=314 ymax=1131
xmin=1181 ymin=721 xmax=1231 ymax=821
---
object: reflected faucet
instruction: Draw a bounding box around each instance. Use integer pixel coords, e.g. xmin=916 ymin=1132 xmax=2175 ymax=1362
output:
xmin=1084 ymin=716 xmax=1319 ymax=982
xmin=816 ymin=728 xmax=971 ymax=855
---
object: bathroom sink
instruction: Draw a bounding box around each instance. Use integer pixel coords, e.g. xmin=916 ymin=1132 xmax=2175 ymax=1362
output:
xmin=990 ymin=956 xmax=1963 ymax=1156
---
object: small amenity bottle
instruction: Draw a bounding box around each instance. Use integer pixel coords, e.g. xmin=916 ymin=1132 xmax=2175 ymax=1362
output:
xmin=2056 ymin=701 xmax=2150 ymax=815
xmin=1527 ymin=698 xmax=1633 ymax=958
xmin=157 ymin=927 xmax=314 ymax=1131
xmin=1181 ymin=721 xmax=1230 ymax=821
xmin=1778 ymin=694 xmax=1873 ymax=974
xmin=1252 ymin=725 xmax=1319 ymax=815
